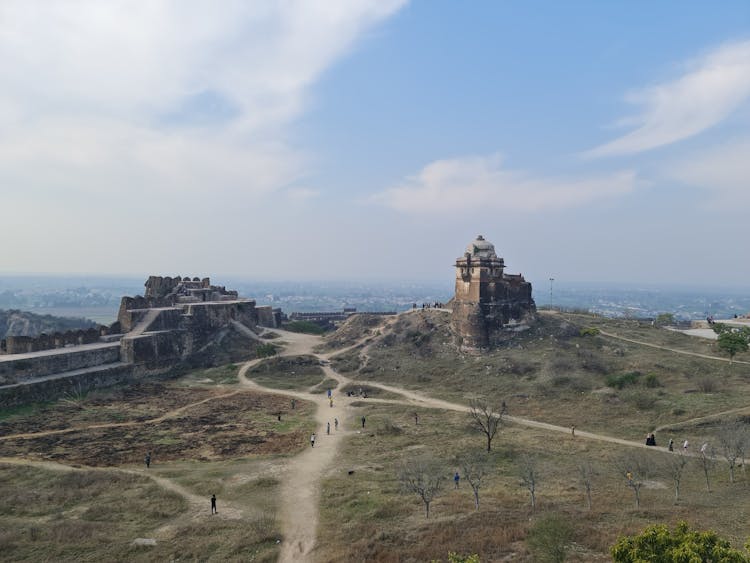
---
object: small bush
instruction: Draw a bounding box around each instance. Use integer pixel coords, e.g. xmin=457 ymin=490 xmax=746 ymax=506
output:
xmin=643 ymin=374 xmax=662 ymax=388
xmin=696 ymin=377 xmax=718 ymax=393
xmin=579 ymin=327 xmax=600 ymax=337
xmin=606 ymin=371 xmax=642 ymax=389
xmin=256 ymin=343 xmax=278 ymax=358
xmin=623 ymin=389 xmax=657 ymax=410
xmin=527 ymin=512 xmax=574 ymax=563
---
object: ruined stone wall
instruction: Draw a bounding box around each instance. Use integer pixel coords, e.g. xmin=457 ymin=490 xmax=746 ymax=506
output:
xmin=0 ymin=343 xmax=122 ymax=385
xmin=0 ymin=363 xmax=134 ymax=409
xmin=2 ymin=327 xmax=105 ymax=355
xmin=256 ymin=306 xmax=278 ymax=328
xmin=452 ymin=264 xmax=535 ymax=350
xmin=120 ymin=331 xmax=184 ymax=368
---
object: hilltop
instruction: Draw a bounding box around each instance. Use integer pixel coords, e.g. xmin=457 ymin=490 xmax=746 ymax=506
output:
xmin=2 ymin=308 xmax=750 ymax=561
xmin=0 ymin=308 xmax=96 ymax=339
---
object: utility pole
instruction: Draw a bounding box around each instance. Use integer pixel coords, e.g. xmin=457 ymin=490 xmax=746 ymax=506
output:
xmin=549 ymin=277 xmax=555 ymax=309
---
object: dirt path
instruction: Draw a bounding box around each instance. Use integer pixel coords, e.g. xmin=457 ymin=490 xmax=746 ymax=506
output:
xmin=0 ymin=389 xmax=244 ymax=441
xmin=4 ymin=312 xmax=746 ymax=560
xmin=0 ymin=456 xmax=245 ymax=524
xmin=238 ymin=329 xmax=352 ymax=562
xmin=598 ymin=329 xmax=750 ymax=365
xmin=653 ymin=404 xmax=750 ymax=433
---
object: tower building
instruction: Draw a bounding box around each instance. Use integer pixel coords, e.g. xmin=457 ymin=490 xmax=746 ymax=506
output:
xmin=451 ymin=235 xmax=535 ymax=349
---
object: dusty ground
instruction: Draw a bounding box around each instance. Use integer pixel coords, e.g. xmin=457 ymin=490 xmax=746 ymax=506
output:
xmin=0 ymin=385 xmax=314 ymax=466
xmin=3 ymin=310 xmax=750 ymax=562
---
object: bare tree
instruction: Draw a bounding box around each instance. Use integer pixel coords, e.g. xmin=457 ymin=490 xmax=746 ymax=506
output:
xmin=469 ymin=398 xmax=503 ymax=452
xmin=578 ymin=461 xmax=596 ymax=510
xmin=460 ymin=451 xmax=490 ymax=510
xmin=397 ymin=455 xmax=444 ymax=518
xmin=614 ymin=453 xmax=654 ymax=509
xmin=662 ymin=452 xmax=689 ymax=502
xmin=718 ymin=420 xmax=748 ymax=484
xmin=698 ymin=446 xmax=716 ymax=492
xmin=519 ymin=454 xmax=539 ymax=512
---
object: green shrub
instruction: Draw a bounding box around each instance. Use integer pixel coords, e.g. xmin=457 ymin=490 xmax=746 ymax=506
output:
xmin=256 ymin=343 xmax=278 ymax=358
xmin=643 ymin=374 xmax=662 ymax=388
xmin=579 ymin=327 xmax=600 ymax=337
xmin=527 ymin=512 xmax=573 ymax=563
xmin=612 ymin=521 xmax=750 ymax=562
xmin=606 ymin=371 xmax=642 ymax=389
xmin=623 ymin=389 xmax=657 ymax=410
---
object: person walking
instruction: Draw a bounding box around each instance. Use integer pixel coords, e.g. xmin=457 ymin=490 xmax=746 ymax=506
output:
xmin=361 ymin=416 xmax=366 ymax=429
xmin=145 ymin=452 xmax=151 ymax=468
xmin=211 ymin=494 xmax=217 ymax=514
xmin=683 ymin=439 xmax=689 ymax=453
xmin=414 ymin=412 xmax=419 ymax=426
xmin=668 ymin=438 xmax=674 ymax=452
xmin=329 ymin=397 xmax=334 ymax=408
xmin=311 ymin=433 xmax=316 ymax=448
xmin=334 ymin=418 xmax=339 ymax=431
xmin=454 ymin=472 xmax=460 ymax=489
xmin=326 ymin=422 xmax=330 ymax=435
xmin=571 ymin=425 xmax=576 ymax=438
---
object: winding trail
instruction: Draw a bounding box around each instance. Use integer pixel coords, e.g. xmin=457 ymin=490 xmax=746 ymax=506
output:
xmin=0 ymin=456 xmax=245 ymax=523
xmin=0 ymin=389 xmax=244 ymax=441
xmin=598 ymin=329 xmax=750 ymax=365
xmin=3 ymin=312 xmax=750 ymax=561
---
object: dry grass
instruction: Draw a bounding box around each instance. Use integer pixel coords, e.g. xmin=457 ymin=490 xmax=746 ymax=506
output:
xmin=0 ymin=464 xmax=192 ymax=562
xmin=318 ymin=398 xmax=750 ymax=561
xmin=246 ymin=355 xmax=326 ymax=390
xmin=343 ymin=310 xmax=750 ymax=440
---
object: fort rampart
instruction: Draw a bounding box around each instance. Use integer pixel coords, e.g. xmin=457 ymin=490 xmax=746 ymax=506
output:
xmin=0 ymin=343 xmax=121 ymax=386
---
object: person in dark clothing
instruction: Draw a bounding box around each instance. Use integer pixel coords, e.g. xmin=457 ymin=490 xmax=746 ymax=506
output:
xmin=211 ymin=494 xmax=217 ymax=514
xmin=145 ymin=452 xmax=151 ymax=468
xmin=454 ymin=472 xmax=460 ymax=489
xmin=361 ymin=416 xmax=366 ymax=429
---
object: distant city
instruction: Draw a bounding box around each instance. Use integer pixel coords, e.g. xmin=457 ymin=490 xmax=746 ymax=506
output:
xmin=0 ymin=275 xmax=747 ymax=325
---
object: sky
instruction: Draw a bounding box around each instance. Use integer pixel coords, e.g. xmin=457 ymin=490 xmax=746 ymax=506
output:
xmin=2 ymin=1 xmax=749 ymax=287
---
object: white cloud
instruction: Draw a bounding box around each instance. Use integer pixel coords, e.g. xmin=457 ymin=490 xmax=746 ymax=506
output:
xmin=372 ymin=153 xmax=637 ymax=213
xmin=586 ymin=39 xmax=750 ymax=157
xmin=0 ymin=1 xmax=406 ymax=196
xmin=285 ymin=187 xmax=320 ymax=203
xmin=663 ymin=138 xmax=750 ymax=208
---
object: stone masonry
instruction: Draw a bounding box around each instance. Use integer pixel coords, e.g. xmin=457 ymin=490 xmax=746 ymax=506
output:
xmin=0 ymin=276 xmax=266 ymax=407
xmin=451 ymin=235 xmax=536 ymax=350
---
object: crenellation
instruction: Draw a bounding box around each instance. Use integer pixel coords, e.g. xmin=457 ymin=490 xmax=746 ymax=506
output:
xmin=0 ymin=276 xmax=270 ymax=407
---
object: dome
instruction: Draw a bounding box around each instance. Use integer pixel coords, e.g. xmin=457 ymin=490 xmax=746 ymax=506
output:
xmin=465 ymin=235 xmax=497 ymax=259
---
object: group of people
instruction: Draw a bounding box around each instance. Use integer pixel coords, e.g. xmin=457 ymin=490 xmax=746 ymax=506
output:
xmin=649 ymin=436 xmax=711 ymax=455
xmin=412 ymin=302 xmax=445 ymax=310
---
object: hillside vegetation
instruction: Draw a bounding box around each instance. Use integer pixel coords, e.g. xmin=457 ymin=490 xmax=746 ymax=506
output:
xmin=332 ymin=310 xmax=750 ymax=440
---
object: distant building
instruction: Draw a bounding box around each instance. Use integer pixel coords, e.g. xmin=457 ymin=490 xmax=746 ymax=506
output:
xmin=451 ymin=235 xmax=535 ymax=350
